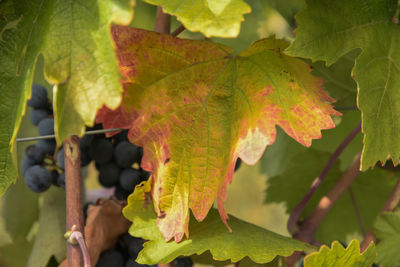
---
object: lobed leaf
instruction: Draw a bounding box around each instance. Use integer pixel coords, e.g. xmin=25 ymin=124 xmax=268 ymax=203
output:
xmin=286 ymin=0 xmax=400 ymax=170
xmin=0 ymin=0 xmax=133 ymax=195
xmin=304 ymin=240 xmax=376 ymax=267
xmin=374 ymin=211 xmax=400 ymax=267
xmin=98 ymin=26 xmax=339 ymax=241
xmin=123 ymin=180 xmax=313 ymax=265
xmin=142 ymin=0 xmax=251 ymax=38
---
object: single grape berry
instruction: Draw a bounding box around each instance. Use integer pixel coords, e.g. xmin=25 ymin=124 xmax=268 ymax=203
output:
xmin=234 ymin=158 xmax=242 ymax=172
xmin=114 ymin=185 xmax=131 ymax=200
xmin=24 ymin=165 xmax=52 ymax=193
xmin=98 ymin=162 xmax=120 ymax=187
xmin=125 ymin=261 xmax=147 ymax=267
xmin=175 ymin=258 xmax=193 ymax=267
xmin=27 ymin=84 xmax=48 ymax=109
xmin=25 ymin=145 xmax=44 ymax=164
xmin=96 ymin=250 xmax=124 ymax=267
xmin=57 ymin=148 xmax=65 ymax=170
xmin=119 ymin=233 xmax=143 ymax=258
xmin=21 ymin=157 xmax=35 ymax=174
xmin=30 ymin=109 xmax=49 ymax=126
xmin=80 ymin=134 xmax=94 ymax=148
xmin=114 ymin=141 xmax=140 ymax=168
xmin=38 ymin=118 xmax=54 ymax=136
xmin=37 ymin=139 xmax=56 ymax=155
xmin=80 ymin=149 xmax=92 ymax=167
xmin=89 ymin=138 xmax=113 ymax=165
xmin=57 ymin=173 xmax=65 ymax=189
xmin=119 ymin=168 xmax=141 ymax=191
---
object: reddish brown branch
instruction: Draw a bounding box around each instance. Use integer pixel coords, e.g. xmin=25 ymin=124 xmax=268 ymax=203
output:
xmin=65 ymin=136 xmax=84 ymax=267
xmin=171 ymin=25 xmax=185 ymax=37
xmin=360 ymin=176 xmax=400 ymax=251
xmin=287 ymin=122 xmax=361 ymax=234
xmin=286 ymin=153 xmax=362 ymax=266
xmin=154 ymin=7 xmax=170 ymax=34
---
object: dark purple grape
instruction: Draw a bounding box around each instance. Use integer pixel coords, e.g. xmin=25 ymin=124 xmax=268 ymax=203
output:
xmin=27 ymin=84 xmax=48 ymax=109
xmin=114 ymin=185 xmax=131 ymax=200
xmin=140 ymin=170 xmax=151 ymax=181
xmin=119 ymin=168 xmax=141 ymax=191
xmin=80 ymin=149 xmax=92 ymax=167
xmin=98 ymin=162 xmax=120 ymax=187
xmin=114 ymin=141 xmax=140 ymax=168
xmin=234 ymin=158 xmax=242 ymax=172
xmin=24 ymin=165 xmax=52 ymax=193
xmin=37 ymin=139 xmax=56 ymax=155
xmin=57 ymin=173 xmax=65 ymax=189
xmin=80 ymin=135 xmax=94 ymax=148
xmin=38 ymin=118 xmax=54 ymax=136
xmin=96 ymin=250 xmax=124 ymax=267
xmin=114 ymin=130 xmax=129 ymax=142
xmin=25 ymin=145 xmax=44 ymax=164
xmin=89 ymin=138 xmax=113 ymax=165
xmin=30 ymin=109 xmax=49 ymax=126
xmin=119 ymin=233 xmax=143 ymax=258
xmin=21 ymin=157 xmax=35 ymax=174
xmin=57 ymin=148 xmax=65 ymax=169
xmin=174 ymin=257 xmax=193 ymax=267
xmin=51 ymin=171 xmax=59 ymax=186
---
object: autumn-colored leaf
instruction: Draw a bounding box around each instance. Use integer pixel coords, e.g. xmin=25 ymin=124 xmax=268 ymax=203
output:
xmin=97 ymin=26 xmax=339 ymax=242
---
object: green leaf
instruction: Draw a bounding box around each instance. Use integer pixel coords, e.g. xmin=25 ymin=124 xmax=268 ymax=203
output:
xmin=98 ymin=27 xmax=339 ymax=241
xmin=304 ymin=240 xmax=376 ymax=267
xmin=286 ymin=0 xmax=400 ymax=170
xmin=265 ymin=149 xmax=396 ymax=243
xmin=142 ymin=0 xmax=251 ymax=37
xmin=123 ymin=180 xmax=313 ymax=265
xmin=374 ymin=211 xmax=400 ymax=267
xmin=27 ymin=187 xmax=66 ymax=267
xmin=0 ymin=0 xmax=133 ymax=195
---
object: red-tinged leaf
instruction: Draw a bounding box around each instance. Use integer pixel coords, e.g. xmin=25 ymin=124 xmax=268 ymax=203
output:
xmin=97 ymin=26 xmax=340 ymax=242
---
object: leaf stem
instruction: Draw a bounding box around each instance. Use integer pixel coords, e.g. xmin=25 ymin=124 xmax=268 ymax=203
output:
xmin=171 ymin=25 xmax=185 ymax=37
xmin=348 ymin=187 xmax=366 ymax=236
xmin=360 ymin=175 xmax=400 ymax=251
xmin=154 ymin=7 xmax=171 ymax=34
xmin=286 ymin=153 xmax=362 ymax=266
xmin=287 ymin=122 xmax=361 ymax=234
xmin=65 ymin=136 xmax=85 ymax=267
xmin=69 ymin=231 xmax=91 ymax=267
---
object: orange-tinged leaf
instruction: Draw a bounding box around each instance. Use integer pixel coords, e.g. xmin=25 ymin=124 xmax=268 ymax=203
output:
xmin=97 ymin=26 xmax=340 ymax=242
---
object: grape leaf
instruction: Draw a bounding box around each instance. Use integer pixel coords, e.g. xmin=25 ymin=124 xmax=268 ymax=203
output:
xmin=286 ymin=0 xmax=400 ymax=170
xmin=0 ymin=0 xmax=133 ymax=195
xmin=27 ymin=187 xmax=66 ymax=267
xmin=123 ymin=180 xmax=313 ymax=265
xmin=373 ymin=211 xmax=400 ymax=267
xmin=98 ymin=26 xmax=339 ymax=241
xmin=304 ymin=240 xmax=376 ymax=267
xmin=265 ymin=149 xmax=396 ymax=243
xmin=142 ymin=0 xmax=250 ymax=37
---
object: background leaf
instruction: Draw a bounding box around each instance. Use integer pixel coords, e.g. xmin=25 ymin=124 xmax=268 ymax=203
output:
xmin=142 ymin=0 xmax=251 ymax=37
xmin=27 ymin=187 xmax=66 ymax=267
xmin=304 ymin=240 xmax=376 ymax=267
xmin=374 ymin=210 xmax=400 ymax=267
xmin=286 ymin=0 xmax=400 ymax=170
xmin=98 ymin=27 xmax=339 ymax=241
xmin=265 ymin=149 xmax=396 ymax=243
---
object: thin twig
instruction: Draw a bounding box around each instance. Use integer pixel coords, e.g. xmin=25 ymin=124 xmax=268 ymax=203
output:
xmin=392 ymin=0 xmax=400 ymax=24
xmin=171 ymin=25 xmax=185 ymax=37
xmin=154 ymin=7 xmax=170 ymax=34
xmin=286 ymin=153 xmax=362 ymax=267
xmin=70 ymin=231 xmax=91 ymax=267
xmin=16 ymin=128 xmax=123 ymax=142
xmin=287 ymin=122 xmax=361 ymax=234
xmin=360 ymin=176 xmax=400 ymax=251
xmin=348 ymin=187 xmax=366 ymax=236
xmin=65 ymin=136 xmax=85 ymax=267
